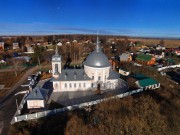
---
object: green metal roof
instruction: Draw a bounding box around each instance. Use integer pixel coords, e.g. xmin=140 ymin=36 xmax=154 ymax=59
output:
xmin=136 ymin=54 xmax=152 ymax=62
xmin=166 ymin=58 xmax=174 ymax=64
xmin=138 ymin=78 xmax=159 ymax=87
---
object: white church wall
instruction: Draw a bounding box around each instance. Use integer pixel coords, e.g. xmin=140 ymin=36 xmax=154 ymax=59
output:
xmin=53 ymin=80 xmax=92 ymax=92
xmin=53 ymin=81 xmax=61 ymax=92
xmin=106 ymin=79 xmax=119 ymax=89
xmin=84 ymin=65 xmax=110 ymax=83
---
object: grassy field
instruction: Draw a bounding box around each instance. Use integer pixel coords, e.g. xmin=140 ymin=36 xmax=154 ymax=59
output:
xmin=129 ymin=38 xmax=180 ymax=48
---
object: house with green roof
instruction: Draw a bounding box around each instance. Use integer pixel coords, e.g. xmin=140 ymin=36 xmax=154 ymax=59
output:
xmin=130 ymin=73 xmax=160 ymax=90
xmin=133 ymin=76 xmax=160 ymax=90
xmin=136 ymin=54 xmax=156 ymax=65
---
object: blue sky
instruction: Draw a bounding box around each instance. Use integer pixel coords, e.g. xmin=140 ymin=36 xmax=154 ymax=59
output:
xmin=0 ymin=0 xmax=180 ymax=37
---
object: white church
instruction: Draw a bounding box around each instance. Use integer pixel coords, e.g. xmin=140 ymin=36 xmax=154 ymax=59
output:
xmin=51 ymin=37 xmax=123 ymax=92
xmin=25 ymin=37 xmax=127 ymax=109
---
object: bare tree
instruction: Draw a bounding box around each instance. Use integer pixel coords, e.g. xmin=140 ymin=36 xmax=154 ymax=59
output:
xmin=11 ymin=58 xmax=24 ymax=76
xmin=159 ymin=39 xmax=165 ymax=46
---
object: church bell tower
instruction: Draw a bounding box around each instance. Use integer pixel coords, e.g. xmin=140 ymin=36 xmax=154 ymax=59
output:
xmin=52 ymin=45 xmax=61 ymax=77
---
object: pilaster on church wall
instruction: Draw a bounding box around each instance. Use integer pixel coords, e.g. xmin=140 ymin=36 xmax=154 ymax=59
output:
xmin=84 ymin=65 xmax=110 ymax=82
xmin=52 ymin=63 xmax=54 ymax=74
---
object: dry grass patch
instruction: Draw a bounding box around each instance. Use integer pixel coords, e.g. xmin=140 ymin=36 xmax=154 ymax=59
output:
xmin=0 ymin=71 xmax=25 ymax=98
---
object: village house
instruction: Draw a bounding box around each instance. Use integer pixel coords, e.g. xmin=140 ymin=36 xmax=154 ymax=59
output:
xmin=135 ymin=54 xmax=156 ymax=66
xmin=130 ymin=74 xmax=160 ymax=90
xmin=135 ymin=78 xmax=160 ymax=90
xmin=119 ymin=53 xmax=132 ymax=62
xmin=26 ymin=87 xmax=49 ymax=109
xmin=174 ymin=48 xmax=180 ymax=56
xmin=155 ymin=44 xmax=166 ymax=50
xmin=119 ymin=68 xmax=130 ymax=76
xmin=148 ymin=50 xmax=165 ymax=59
xmin=0 ymin=42 xmax=4 ymax=50
xmin=12 ymin=43 xmax=20 ymax=50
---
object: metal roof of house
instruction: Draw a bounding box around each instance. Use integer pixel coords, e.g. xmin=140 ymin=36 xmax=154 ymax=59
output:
xmin=52 ymin=69 xmax=92 ymax=81
xmin=119 ymin=53 xmax=130 ymax=61
xmin=136 ymin=54 xmax=153 ymax=62
xmin=137 ymin=78 xmax=159 ymax=87
xmin=166 ymin=58 xmax=174 ymax=64
xmin=26 ymin=86 xmax=49 ymax=100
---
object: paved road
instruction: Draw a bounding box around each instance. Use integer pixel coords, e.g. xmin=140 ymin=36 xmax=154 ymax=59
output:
xmin=0 ymin=66 xmax=47 ymax=135
xmin=0 ymin=80 xmax=29 ymax=135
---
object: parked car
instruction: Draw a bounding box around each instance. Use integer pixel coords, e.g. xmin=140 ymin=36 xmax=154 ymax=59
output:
xmin=28 ymin=74 xmax=35 ymax=80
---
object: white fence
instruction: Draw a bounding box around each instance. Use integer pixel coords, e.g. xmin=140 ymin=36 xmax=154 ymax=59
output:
xmin=157 ymin=64 xmax=180 ymax=71
xmin=11 ymin=88 xmax=144 ymax=124
xmin=16 ymin=92 xmax=29 ymax=115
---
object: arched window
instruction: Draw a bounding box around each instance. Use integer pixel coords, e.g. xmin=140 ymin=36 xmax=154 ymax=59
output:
xmin=74 ymin=83 xmax=76 ymax=88
xmin=98 ymin=76 xmax=101 ymax=81
xmin=91 ymin=83 xmax=93 ymax=88
xmin=83 ymin=83 xmax=86 ymax=88
xmin=65 ymin=83 xmax=67 ymax=88
xmin=79 ymin=83 xmax=81 ymax=88
xmin=69 ymin=83 xmax=72 ymax=88
xmin=55 ymin=83 xmax=58 ymax=90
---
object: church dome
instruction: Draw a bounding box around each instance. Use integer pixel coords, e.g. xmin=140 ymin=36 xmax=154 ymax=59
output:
xmin=84 ymin=51 xmax=110 ymax=68
xmin=84 ymin=37 xmax=110 ymax=68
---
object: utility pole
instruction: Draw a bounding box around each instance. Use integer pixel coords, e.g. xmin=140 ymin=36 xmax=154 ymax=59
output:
xmin=15 ymin=96 xmax=20 ymax=115
xmin=38 ymin=57 xmax=41 ymax=70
